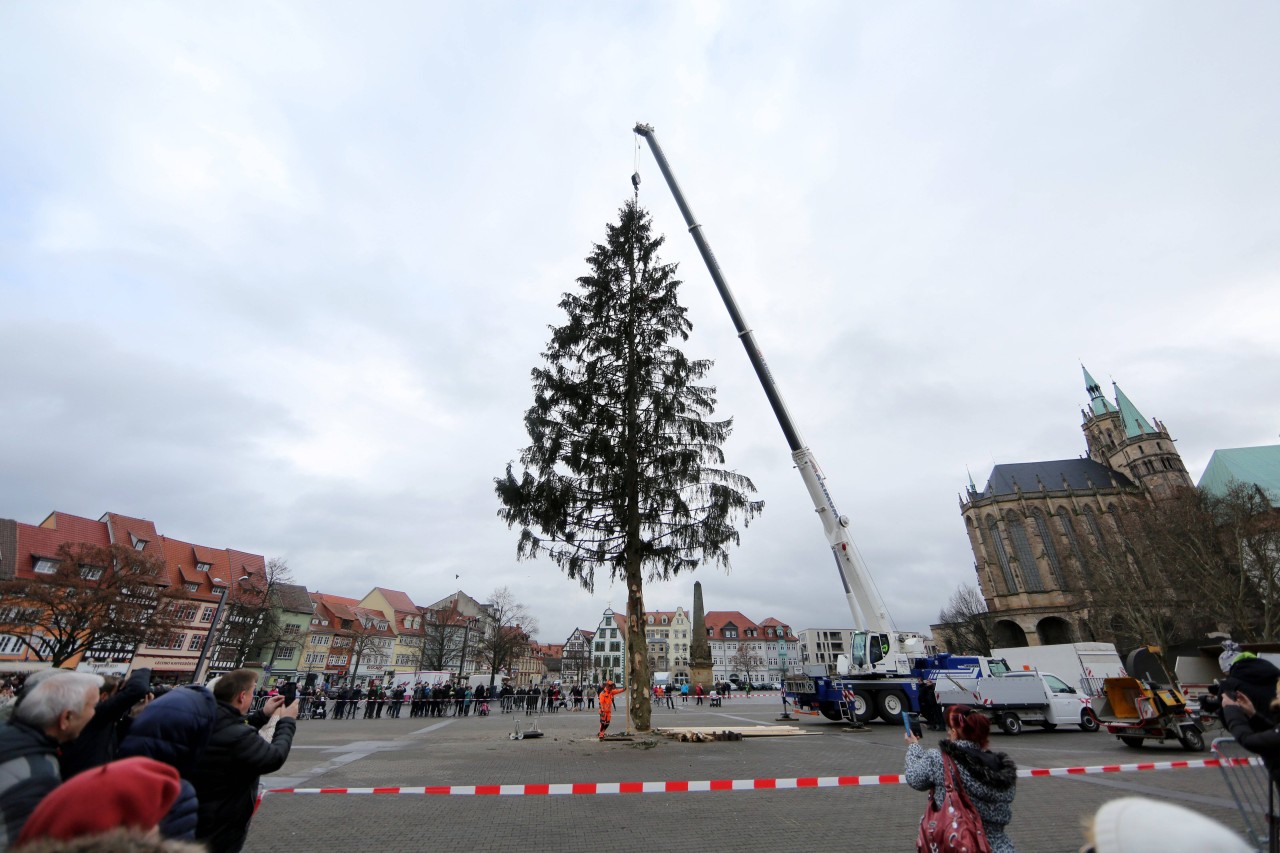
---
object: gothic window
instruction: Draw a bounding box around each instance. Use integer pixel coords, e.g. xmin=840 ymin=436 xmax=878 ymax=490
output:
xmin=1082 ymin=505 xmax=1110 ymax=561
xmin=1056 ymin=508 xmax=1090 ymax=584
xmin=984 ymin=515 xmax=1017 ymax=594
xmin=1005 ymin=511 xmax=1044 ymax=592
xmin=1031 ymin=508 xmax=1064 ymax=589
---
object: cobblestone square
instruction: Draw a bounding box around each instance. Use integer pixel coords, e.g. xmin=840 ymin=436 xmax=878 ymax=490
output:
xmin=245 ymin=696 xmax=1251 ymax=852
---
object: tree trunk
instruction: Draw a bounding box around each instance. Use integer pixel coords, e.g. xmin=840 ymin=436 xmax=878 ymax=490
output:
xmin=625 ymin=562 xmax=650 ymax=731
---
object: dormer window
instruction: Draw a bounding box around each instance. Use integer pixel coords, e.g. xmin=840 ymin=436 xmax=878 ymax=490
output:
xmin=130 ymin=533 xmax=148 ymax=551
xmin=185 ymin=583 xmax=200 ymax=592
xmin=33 ymin=557 xmax=58 ymax=574
xmin=196 ymin=562 xmax=212 ymax=573
xmin=80 ymin=565 xmax=104 ymax=581
xmin=661 ymin=616 xmax=668 ymax=624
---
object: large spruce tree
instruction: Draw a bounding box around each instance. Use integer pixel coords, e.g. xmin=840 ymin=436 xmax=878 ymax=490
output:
xmin=496 ymin=199 xmax=762 ymax=731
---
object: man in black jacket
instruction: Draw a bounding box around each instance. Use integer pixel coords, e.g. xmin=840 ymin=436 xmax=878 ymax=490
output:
xmin=189 ymin=668 xmax=297 ymax=853
xmin=59 ymin=666 xmax=152 ymax=778
xmin=0 ymin=671 xmax=101 ymax=850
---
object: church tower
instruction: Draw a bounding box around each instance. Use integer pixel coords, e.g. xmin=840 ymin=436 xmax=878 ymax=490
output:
xmin=1080 ymin=366 xmax=1192 ymax=500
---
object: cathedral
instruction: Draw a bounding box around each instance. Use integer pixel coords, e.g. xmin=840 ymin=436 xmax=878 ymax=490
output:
xmin=958 ymin=367 xmax=1193 ymax=647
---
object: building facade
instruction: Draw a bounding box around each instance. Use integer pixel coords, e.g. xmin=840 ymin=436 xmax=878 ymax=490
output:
xmin=590 ymin=608 xmax=626 ymax=684
xmin=956 ymin=368 xmax=1193 ymax=648
xmin=643 ymin=607 xmax=691 ymax=684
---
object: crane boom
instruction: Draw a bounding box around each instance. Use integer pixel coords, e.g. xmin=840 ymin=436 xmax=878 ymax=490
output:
xmin=633 ymin=122 xmax=894 ymax=637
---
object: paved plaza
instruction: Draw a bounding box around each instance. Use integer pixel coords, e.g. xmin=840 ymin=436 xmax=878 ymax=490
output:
xmin=246 ymin=695 xmax=1251 ymax=852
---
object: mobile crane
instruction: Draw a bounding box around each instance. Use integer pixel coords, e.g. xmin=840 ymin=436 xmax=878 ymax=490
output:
xmin=633 ymin=123 xmax=1002 ymax=723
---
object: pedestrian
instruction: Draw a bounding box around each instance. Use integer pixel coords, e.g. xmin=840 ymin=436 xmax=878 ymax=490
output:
xmin=665 ymin=686 xmax=675 ymax=710
xmin=918 ymin=679 xmax=944 ymax=731
xmin=681 ymin=683 xmax=689 ymax=703
xmin=695 ymin=683 xmax=704 ymax=705
xmin=1223 ymin=679 xmax=1280 ymax=784
xmin=586 ymin=686 xmax=596 ymax=711
xmin=189 ymin=668 xmax=298 ymax=853
xmin=597 ymin=681 xmax=625 ymax=740
xmin=59 ymin=667 xmax=153 ymax=779
xmin=0 ymin=672 xmax=102 ymax=848
xmin=904 ymin=705 xmax=1018 ymax=853
xmin=118 ymin=684 xmax=219 ymax=841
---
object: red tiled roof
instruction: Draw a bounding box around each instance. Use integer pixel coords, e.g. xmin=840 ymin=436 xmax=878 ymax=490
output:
xmin=225 ymin=549 xmax=266 ymax=580
xmin=312 ymin=592 xmax=360 ymax=623
xmin=703 ymin=611 xmax=760 ymax=639
xmin=374 ymin=587 xmax=418 ymax=613
xmin=100 ymin=513 xmax=163 ymax=560
xmin=37 ymin=512 xmax=111 ymax=547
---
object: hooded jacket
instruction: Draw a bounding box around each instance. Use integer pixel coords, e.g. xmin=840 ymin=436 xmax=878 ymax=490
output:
xmin=0 ymin=718 xmax=62 ymax=851
xmin=1222 ymin=656 xmax=1280 ymax=720
xmin=118 ymin=685 xmax=218 ymax=780
xmin=906 ymin=738 xmax=1019 ymax=853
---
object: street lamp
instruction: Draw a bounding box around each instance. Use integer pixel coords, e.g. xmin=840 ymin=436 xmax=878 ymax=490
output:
xmin=193 ymin=574 xmax=250 ymax=683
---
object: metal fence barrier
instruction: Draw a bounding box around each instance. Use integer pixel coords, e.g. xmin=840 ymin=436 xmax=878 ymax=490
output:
xmin=1212 ymin=736 xmax=1277 ymax=853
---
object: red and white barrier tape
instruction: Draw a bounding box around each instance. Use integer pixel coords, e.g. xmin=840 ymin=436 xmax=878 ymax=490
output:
xmin=262 ymin=756 xmax=1257 ymax=797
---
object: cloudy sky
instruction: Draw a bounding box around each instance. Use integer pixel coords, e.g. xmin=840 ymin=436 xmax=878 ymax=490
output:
xmin=2 ymin=3 xmax=1278 ymax=647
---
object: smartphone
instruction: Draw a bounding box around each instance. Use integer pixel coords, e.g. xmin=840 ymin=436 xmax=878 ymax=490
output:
xmin=282 ymin=683 xmax=298 ymax=706
xmin=902 ymin=711 xmax=922 ymax=737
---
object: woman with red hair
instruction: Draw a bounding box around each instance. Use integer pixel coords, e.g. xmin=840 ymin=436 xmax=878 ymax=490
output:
xmin=905 ymin=705 xmax=1019 ymax=852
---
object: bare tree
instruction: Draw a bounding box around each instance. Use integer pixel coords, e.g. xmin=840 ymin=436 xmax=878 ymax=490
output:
xmin=410 ymin=607 xmax=466 ymax=672
xmin=935 ymin=583 xmax=994 ymax=656
xmin=215 ymin=557 xmax=297 ymax=670
xmin=471 ymin=587 xmax=537 ymax=689
xmin=729 ymin=644 xmax=764 ymax=687
xmin=1083 ymin=500 xmax=1205 ymax=659
xmin=0 ymin=543 xmax=188 ymax=667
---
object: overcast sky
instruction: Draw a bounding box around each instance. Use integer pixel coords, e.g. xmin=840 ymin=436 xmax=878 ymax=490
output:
xmin=2 ymin=2 xmax=1278 ymax=647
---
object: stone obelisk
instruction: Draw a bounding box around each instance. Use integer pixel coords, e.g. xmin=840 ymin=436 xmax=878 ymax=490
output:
xmin=689 ymin=581 xmax=714 ymax=690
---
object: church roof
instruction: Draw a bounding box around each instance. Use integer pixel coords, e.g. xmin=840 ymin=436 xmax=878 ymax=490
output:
xmin=1113 ymin=383 xmax=1159 ymax=438
xmin=1083 ymin=366 xmax=1117 ymax=416
xmin=980 ymin=459 xmax=1135 ymax=498
xmin=1198 ymin=445 xmax=1280 ymax=507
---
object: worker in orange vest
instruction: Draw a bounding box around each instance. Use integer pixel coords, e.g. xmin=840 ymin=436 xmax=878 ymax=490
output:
xmin=597 ymin=680 xmax=626 ymax=740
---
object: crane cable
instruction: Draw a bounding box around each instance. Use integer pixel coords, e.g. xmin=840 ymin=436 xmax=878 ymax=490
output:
xmin=631 ymin=133 xmax=642 ymax=199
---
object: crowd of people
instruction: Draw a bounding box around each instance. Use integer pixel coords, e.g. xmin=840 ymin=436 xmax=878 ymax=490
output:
xmin=287 ymin=679 xmax=595 ymax=719
xmin=4 ymin=652 xmax=1276 ymax=853
xmin=0 ymin=667 xmax=295 ymax=853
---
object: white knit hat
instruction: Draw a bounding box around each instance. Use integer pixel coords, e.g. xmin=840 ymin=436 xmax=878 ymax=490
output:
xmin=1091 ymin=797 xmax=1251 ymax=852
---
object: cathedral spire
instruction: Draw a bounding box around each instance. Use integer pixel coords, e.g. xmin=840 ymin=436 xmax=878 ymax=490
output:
xmin=1113 ymin=382 xmax=1158 ymax=438
xmin=1082 ymin=365 xmax=1117 ymax=416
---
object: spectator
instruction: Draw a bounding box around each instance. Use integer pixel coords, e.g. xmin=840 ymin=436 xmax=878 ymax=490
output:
xmin=0 ymin=672 xmax=102 ymax=850
xmin=1222 ymin=680 xmax=1280 ymax=785
xmin=1081 ymin=796 xmax=1250 ymax=852
xmin=117 ymin=684 xmax=217 ymax=841
xmin=189 ymin=668 xmax=297 ymax=853
xmin=904 ymin=705 xmax=1018 ymax=853
xmin=15 ymin=756 xmax=180 ymax=848
xmin=59 ymin=668 xmax=152 ymax=779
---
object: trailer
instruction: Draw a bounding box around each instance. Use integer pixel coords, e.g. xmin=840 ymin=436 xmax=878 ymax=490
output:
xmin=936 ymin=670 xmax=1101 ymax=734
xmin=994 ymin=642 xmax=1126 ymax=698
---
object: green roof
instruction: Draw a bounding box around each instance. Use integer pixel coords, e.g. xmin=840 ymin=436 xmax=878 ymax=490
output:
xmin=1113 ymin=383 xmax=1158 ymax=438
xmin=1082 ymin=365 xmax=1117 ymax=416
xmin=1198 ymin=445 xmax=1280 ymax=507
